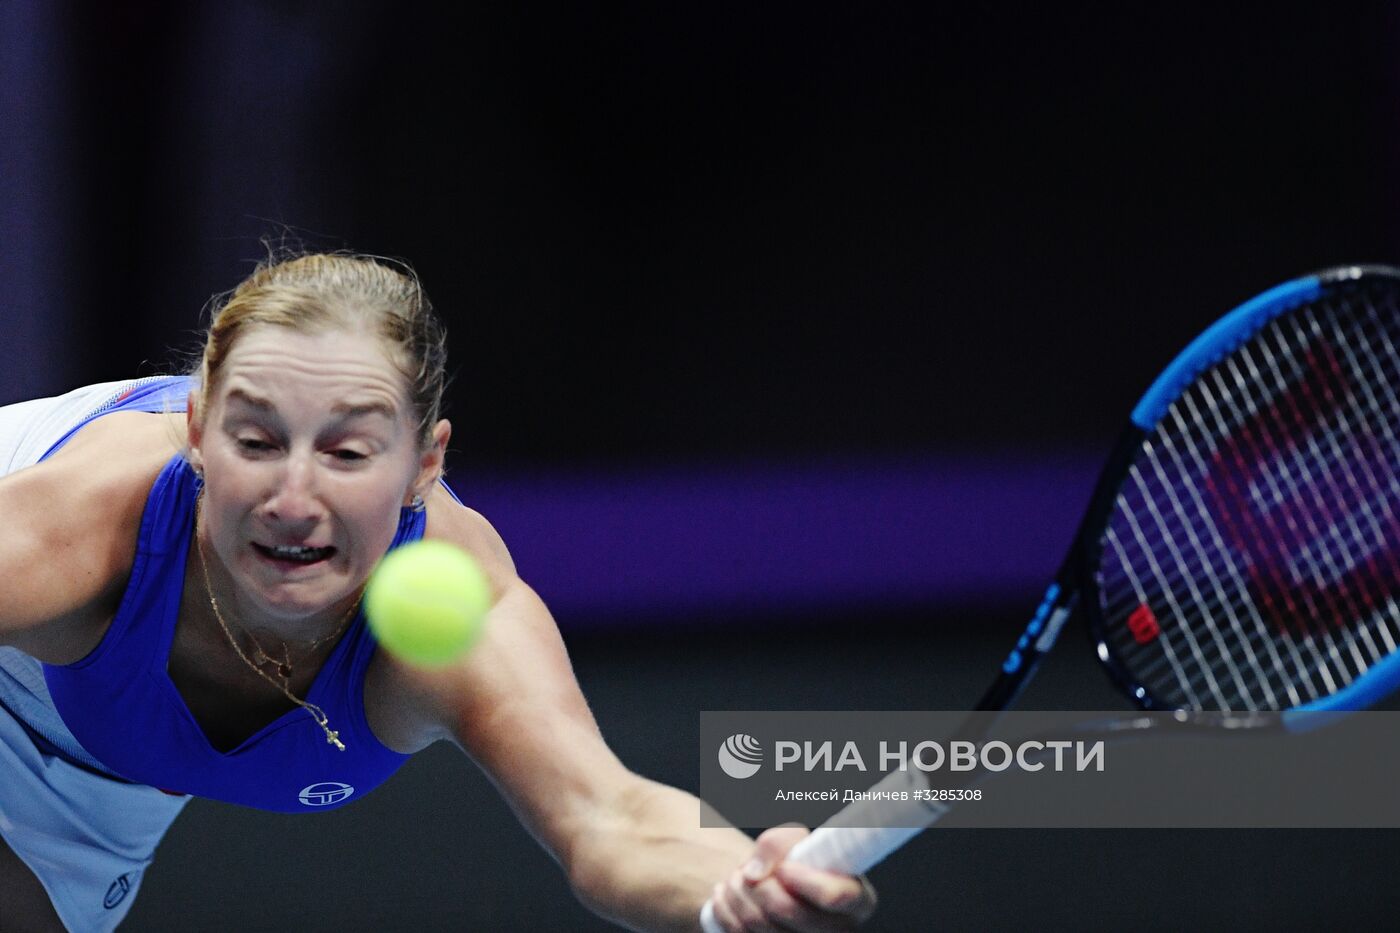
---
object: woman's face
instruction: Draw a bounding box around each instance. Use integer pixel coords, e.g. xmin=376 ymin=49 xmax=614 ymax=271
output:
xmin=189 ymin=325 xmax=445 ymax=626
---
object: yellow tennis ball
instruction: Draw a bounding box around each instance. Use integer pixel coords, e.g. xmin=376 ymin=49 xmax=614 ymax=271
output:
xmin=365 ymin=540 xmax=491 ymax=666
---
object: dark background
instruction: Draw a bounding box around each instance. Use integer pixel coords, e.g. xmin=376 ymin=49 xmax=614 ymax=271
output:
xmin=3 ymin=2 xmax=1398 ymax=930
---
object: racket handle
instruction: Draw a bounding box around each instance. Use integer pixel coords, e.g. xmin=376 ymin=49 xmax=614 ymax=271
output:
xmin=785 ymin=823 xmax=923 ymax=874
xmin=700 ymin=764 xmax=942 ymax=931
xmin=699 ymin=826 xmax=918 ymax=932
xmin=699 ymin=900 xmax=725 ymax=933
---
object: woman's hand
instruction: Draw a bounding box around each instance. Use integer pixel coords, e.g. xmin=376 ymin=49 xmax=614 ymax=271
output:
xmin=707 ymin=826 xmax=877 ymax=932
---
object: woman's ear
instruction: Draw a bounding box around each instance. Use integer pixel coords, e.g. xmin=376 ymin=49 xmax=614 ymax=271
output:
xmin=186 ymin=390 xmax=205 ymax=474
xmin=408 ymin=418 xmax=452 ymax=505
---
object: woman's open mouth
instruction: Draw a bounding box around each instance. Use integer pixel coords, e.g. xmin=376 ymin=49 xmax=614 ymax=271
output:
xmin=252 ymin=543 xmax=336 ymax=566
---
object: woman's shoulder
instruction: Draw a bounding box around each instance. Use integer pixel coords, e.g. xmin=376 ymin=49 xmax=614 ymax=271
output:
xmin=421 ymin=485 xmax=517 ymax=584
xmin=0 ymin=411 xmax=186 ymax=661
xmin=41 ymin=410 xmax=187 ymax=518
xmin=364 ymin=485 xmax=525 ymax=752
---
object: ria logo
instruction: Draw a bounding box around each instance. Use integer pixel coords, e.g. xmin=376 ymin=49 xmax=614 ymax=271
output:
xmin=298 ymin=782 xmax=355 ymax=807
xmin=718 ymin=734 xmax=763 ymax=779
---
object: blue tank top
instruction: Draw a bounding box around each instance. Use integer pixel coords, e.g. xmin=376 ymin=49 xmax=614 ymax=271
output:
xmin=42 ymin=377 xmax=416 ymax=813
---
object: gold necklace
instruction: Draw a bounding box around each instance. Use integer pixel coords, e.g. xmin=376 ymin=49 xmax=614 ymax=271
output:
xmin=193 ymin=508 xmax=360 ymax=752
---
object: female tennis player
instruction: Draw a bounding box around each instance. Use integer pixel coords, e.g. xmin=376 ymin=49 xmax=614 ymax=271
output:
xmin=0 ymin=253 xmax=876 ymax=932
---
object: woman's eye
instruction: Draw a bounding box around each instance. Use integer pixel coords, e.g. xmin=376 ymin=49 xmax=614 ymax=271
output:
xmin=237 ymin=438 xmax=273 ymax=452
xmin=332 ymin=449 xmax=368 ymax=462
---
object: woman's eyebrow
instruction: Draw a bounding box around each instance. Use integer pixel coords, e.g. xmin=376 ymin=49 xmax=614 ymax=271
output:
xmin=224 ymin=387 xmax=274 ymax=412
xmin=223 ymin=387 xmax=395 ymax=421
xmin=330 ymin=399 xmax=398 ymax=420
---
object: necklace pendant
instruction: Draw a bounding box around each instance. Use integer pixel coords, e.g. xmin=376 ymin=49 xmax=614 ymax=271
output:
xmin=326 ymin=730 xmax=345 ymax=751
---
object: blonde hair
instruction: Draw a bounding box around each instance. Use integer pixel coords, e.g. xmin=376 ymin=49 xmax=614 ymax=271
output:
xmin=194 ymin=252 xmax=448 ymax=444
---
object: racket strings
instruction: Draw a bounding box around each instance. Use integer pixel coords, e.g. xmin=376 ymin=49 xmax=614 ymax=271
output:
xmin=1197 ymin=307 xmax=1395 ymax=699
xmin=1278 ymin=320 xmax=1400 ymax=660
xmin=1136 ymin=432 xmax=1294 ymax=707
xmin=1111 ymin=352 xmax=1352 ymax=706
xmin=1322 ymin=297 xmax=1400 ymax=655
xmin=1256 ymin=298 xmax=1400 ymax=669
xmin=1097 ymin=285 xmax=1400 ymax=711
xmin=1121 ymin=392 xmax=1328 ymax=703
xmin=1251 ymin=295 xmax=1398 ymax=679
xmin=1108 ymin=357 xmax=1394 ymax=706
xmin=1241 ymin=327 xmax=1381 ymax=674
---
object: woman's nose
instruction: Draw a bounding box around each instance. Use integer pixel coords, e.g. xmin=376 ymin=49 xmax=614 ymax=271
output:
xmin=263 ymin=456 xmax=322 ymax=524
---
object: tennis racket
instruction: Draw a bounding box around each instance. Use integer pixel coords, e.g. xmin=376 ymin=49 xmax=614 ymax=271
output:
xmin=702 ymin=265 xmax=1400 ymax=931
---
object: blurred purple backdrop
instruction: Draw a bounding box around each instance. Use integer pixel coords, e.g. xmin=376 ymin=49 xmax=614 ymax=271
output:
xmin=4 ymin=1 xmax=1397 ymax=628
xmin=456 ymin=452 xmax=1099 ymax=625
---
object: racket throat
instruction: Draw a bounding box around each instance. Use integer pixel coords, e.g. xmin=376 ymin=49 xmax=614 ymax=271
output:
xmin=976 ymin=584 xmax=1078 ymax=712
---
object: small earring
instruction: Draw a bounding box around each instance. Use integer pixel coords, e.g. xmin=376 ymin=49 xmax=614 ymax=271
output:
xmin=410 ymin=495 xmax=426 ymax=513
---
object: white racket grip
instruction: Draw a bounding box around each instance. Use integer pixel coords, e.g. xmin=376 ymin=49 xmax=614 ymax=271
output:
xmin=700 ymin=767 xmax=942 ymax=931
xmin=698 ymin=824 xmax=930 ymax=933
xmin=784 ymin=822 xmax=924 ymax=875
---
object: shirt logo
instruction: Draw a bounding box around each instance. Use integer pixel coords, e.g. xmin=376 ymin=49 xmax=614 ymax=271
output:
xmin=298 ymin=782 xmax=355 ymax=807
xmin=104 ymin=873 xmax=133 ymax=909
